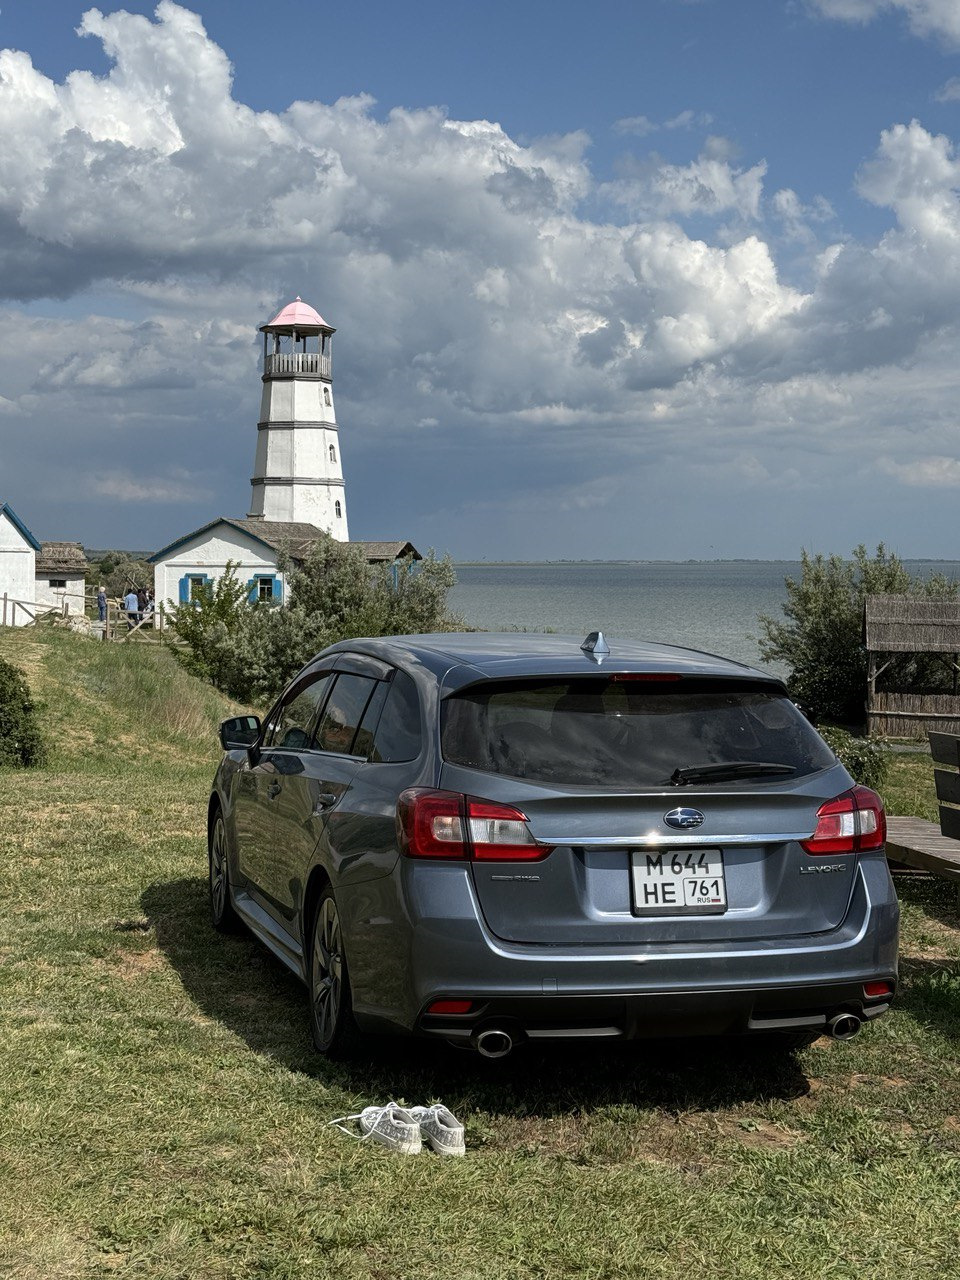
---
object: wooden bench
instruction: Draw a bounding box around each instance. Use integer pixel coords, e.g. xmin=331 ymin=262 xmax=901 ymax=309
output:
xmin=880 ymin=734 xmax=960 ymax=885
xmin=930 ymin=732 xmax=960 ymax=840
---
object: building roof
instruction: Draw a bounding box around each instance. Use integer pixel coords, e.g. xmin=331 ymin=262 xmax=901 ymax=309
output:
xmin=149 ymin=518 xmax=420 ymax=565
xmin=36 ymin=542 xmax=88 ymax=574
xmin=261 ymin=297 xmax=334 ymax=333
xmin=354 ymin=541 xmax=422 ymax=563
xmin=0 ymin=501 xmax=41 ymax=552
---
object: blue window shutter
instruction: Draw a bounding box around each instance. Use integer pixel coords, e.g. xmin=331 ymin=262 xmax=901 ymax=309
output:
xmin=272 ymin=575 xmax=282 ymax=604
xmin=247 ymin=578 xmax=257 ymax=604
xmin=178 ymin=575 xmax=190 ymax=603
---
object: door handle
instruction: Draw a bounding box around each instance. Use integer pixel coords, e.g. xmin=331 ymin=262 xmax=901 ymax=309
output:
xmin=267 ymin=782 xmax=282 ymax=799
xmin=313 ymin=792 xmax=338 ymax=814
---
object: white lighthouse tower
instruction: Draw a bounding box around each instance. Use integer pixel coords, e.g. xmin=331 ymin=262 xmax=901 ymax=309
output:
xmin=248 ymin=297 xmax=349 ymax=539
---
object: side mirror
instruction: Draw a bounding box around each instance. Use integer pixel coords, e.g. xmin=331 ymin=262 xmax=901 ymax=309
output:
xmin=219 ymin=715 xmax=261 ymax=751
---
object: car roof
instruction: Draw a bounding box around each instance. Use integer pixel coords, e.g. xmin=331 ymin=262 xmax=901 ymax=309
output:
xmin=318 ymin=633 xmax=784 ymax=693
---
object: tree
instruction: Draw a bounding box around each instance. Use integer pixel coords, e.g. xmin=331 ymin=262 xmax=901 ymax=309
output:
xmin=87 ymin=552 xmax=153 ymax=599
xmin=169 ymin=536 xmax=464 ymax=705
xmin=759 ymin=544 xmax=959 ymax=725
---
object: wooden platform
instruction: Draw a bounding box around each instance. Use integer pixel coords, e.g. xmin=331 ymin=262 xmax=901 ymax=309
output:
xmin=886 ymin=815 xmax=960 ymax=882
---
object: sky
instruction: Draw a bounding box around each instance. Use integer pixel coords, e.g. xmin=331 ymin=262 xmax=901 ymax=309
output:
xmin=3 ymin=1 xmax=960 ymax=560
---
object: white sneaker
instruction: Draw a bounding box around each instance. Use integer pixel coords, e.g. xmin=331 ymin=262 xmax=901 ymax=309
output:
xmin=358 ymin=1103 xmax=422 ymax=1154
xmin=409 ymin=1104 xmax=466 ymax=1156
xmin=329 ymin=1101 xmax=422 ymax=1154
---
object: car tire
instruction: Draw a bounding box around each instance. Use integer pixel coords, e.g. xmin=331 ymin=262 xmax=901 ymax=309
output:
xmin=309 ymin=889 xmax=359 ymax=1056
xmin=209 ymin=809 xmax=242 ymax=933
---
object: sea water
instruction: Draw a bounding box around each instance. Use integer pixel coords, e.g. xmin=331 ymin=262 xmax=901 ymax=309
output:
xmin=448 ymin=561 xmax=960 ymax=674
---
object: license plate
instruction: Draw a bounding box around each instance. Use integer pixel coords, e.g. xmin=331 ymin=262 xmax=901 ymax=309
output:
xmin=631 ymin=848 xmax=727 ymax=915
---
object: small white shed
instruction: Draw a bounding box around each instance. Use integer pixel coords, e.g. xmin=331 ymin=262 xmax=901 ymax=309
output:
xmin=0 ymin=502 xmax=41 ymax=626
xmin=35 ymin=542 xmax=88 ymax=616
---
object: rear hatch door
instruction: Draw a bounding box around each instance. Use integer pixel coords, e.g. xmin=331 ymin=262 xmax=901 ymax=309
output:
xmin=439 ymin=673 xmax=857 ymax=946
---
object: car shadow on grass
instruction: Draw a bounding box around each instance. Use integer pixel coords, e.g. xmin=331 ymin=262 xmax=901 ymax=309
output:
xmin=896 ymin=955 xmax=960 ymax=1042
xmin=894 ymin=873 xmax=960 ymax=934
xmin=143 ymin=876 xmax=812 ymax=1116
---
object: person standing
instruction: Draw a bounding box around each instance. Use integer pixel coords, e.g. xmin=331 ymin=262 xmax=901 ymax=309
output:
xmin=96 ymin=585 xmax=107 ymax=623
xmin=124 ymin=587 xmax=139 ymax=630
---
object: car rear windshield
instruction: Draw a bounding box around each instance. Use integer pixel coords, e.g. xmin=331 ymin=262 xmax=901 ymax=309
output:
xmin=440 ymin=677 xmax=835 ymax=789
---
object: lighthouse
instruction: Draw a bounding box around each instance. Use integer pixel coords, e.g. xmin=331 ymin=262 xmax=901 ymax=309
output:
xmin=248 ymin=297 xmax=348 ymax=539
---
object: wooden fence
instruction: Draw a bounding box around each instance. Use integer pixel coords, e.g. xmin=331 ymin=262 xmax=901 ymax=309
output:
xmin=0 ymin=589 xmax=169 ymax=642
xmin=868 ymin=691 xmax=960 ymax=737
xmin=1 ymin=593 xmax=55 ymax=627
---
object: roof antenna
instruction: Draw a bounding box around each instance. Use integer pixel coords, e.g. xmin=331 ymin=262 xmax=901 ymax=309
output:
xmin=581 ymin=631 xmax=610 ymax=664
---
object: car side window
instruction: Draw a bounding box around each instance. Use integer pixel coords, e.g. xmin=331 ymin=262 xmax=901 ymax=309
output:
xmin=370 ymin=671 xmax=423 ymax=762
xmin=352 ymin=682 xmax=389 ymax=759
xmin=315 ymin=673 xmax=377 ymax=756
xmin=265 ymin=673 xmax=332 ymax=750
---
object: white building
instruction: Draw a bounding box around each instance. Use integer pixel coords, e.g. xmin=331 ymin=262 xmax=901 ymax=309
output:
xmin=150 ymin=297 xmax=417 ymax=611
xmin=0 ymin=502 xmax=40 ymax=626
xmin=151 ymin=518 xmax=416 ymax=608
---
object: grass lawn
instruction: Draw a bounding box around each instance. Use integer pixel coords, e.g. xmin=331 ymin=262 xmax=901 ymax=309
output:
xmin=1 ymin=627 xmax=959 ymax=1279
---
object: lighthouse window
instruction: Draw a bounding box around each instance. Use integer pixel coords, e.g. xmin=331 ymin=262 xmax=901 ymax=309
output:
xmin=323 ymin=387 xmax=332 ymax=406
xmin=329 ymin=444 xmax=336 ymax=463
xmin=335 ymin=501 xmax=342 ymax=518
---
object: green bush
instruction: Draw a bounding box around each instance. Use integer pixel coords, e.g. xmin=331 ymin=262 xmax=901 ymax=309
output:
xmin=0 ymin=657 xmax=46 ymax=767
xmin=818 ymin=725 xmax=888 ymax=791
xmin=759 ymin=544 xmax=959 ymax=725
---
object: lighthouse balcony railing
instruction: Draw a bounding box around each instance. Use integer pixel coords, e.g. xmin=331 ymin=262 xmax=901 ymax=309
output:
xmin=264 ymin=352 xmax=331 ymax=379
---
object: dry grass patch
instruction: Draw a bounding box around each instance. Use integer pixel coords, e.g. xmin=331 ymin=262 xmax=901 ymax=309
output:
xmin=2 ymin=628 xmax=960 ymax=1279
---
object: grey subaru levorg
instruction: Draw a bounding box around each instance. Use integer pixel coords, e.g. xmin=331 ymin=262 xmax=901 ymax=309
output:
xmin=208 ymin=632 xmax=899 ymax=1058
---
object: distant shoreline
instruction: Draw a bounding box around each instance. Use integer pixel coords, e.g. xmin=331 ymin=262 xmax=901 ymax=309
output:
xmin=452 ymin=558 xmax=960 ymax=567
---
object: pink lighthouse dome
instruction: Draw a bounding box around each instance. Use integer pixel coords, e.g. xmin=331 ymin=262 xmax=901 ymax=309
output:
xmin=260 ymin=296 xmax=335 ymax=334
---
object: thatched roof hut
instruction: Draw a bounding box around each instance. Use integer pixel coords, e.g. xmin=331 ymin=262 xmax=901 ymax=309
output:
xmin=864 ymin=595 xmax=960 ymax=654
xmin=864 ymin=594 xmax=960 ymax=736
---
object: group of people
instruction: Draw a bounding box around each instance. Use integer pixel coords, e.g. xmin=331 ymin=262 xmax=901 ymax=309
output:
xmin=95 ymin=585 xmax=155 ymax=629
xmin=123 ymin=586 xmax=155 ymax=629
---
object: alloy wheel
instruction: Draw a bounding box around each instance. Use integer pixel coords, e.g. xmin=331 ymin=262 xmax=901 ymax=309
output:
xmin=312 ymin=895 xmax=344 ymax=1050
xmin=210 ymin=816 xmax=228 ymax=921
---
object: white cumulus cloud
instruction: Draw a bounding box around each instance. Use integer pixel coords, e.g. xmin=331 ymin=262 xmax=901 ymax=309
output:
xmin=3 ymin=3 xmax=960 ymax=557
xmin=807 ymin=0 xmax=960 ymax=47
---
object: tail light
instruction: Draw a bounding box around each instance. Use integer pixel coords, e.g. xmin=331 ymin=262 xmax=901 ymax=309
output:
xmin=801 ymin=785 xmax=886 ymax=855
xmin=397 ymin=788 xmax=551 ymax=861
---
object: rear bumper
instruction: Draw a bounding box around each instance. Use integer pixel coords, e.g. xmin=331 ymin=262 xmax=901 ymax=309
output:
xmin=360 ymin=854 xmax=899 ymax=1040
xmin=417 ymin=981 xmax=895 ymax=1044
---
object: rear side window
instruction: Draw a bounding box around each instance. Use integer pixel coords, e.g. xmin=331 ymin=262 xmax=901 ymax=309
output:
xmin=370 ymin=671 xmax=422 ymax=763
xmin=316 ymin=674 xmax=377 ymax=756
xmin=441 ymin=678 xmax=835 ymax=789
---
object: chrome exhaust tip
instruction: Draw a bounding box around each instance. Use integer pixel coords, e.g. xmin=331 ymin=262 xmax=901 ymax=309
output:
xmin=827 ymin=1012 xmax=862 ymax=1041
xmin=474 ymin=1028 xmax=514 ymax=1059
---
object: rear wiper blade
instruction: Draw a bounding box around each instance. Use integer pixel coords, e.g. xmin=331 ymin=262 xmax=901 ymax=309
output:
xmin=666 ymin=761 xmax=796 ymax=787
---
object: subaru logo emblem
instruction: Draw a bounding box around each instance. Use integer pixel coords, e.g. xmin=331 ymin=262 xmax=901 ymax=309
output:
xmin=664 ymin=807 xmax=705 ymax=830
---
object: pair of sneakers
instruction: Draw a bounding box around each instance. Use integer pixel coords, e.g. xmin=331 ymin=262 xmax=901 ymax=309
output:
xmin=332 ymin=1101 xmax=465 ymax=1156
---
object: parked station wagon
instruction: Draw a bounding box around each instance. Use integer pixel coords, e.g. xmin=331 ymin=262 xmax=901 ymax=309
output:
xmin=208 ymin=632 xmax=899 ymax=1057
